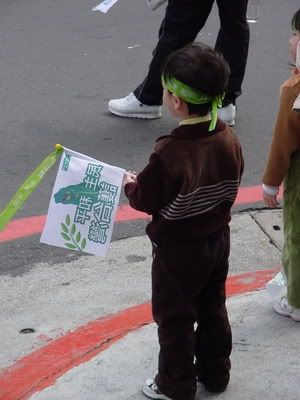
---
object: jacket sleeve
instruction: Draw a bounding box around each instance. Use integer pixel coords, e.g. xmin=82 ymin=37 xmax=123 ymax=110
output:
xmin=124 ymin=152 xmax=175 ymax=215
xmin=262 ymin=85 xmax=300 ymax=186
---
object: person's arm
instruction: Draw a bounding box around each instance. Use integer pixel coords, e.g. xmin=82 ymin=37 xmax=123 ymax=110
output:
xmin=124 ymin=153 xmax=176 ymax=215
xmin=262 ymin=85 xmax=300 ymax=187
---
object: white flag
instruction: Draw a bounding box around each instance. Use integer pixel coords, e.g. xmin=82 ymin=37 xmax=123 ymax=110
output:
xmin=40 ymin=148 xmax=125 ymax=256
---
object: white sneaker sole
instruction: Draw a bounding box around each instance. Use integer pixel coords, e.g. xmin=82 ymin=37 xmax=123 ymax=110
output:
xmin=108 ymin=107 xmax=161 ymax=119
xmin=142 ymin=379 xmax=172 ymax=400
xmin=273 ymin=304 xmax=300 ymax=322
xmin=142 ymin=384 xmax=171 ymax=400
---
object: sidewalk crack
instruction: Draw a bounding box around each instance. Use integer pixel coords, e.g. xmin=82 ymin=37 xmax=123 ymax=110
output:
xmin=248 ymin=210 xmax=282 ymax=252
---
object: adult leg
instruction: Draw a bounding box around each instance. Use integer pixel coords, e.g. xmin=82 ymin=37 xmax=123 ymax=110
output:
xmin=215 ymin=0 xmax=250 ymax=106
xmin=195 ymin=227 xmax=232 ymax=392
xmin=134 ymin=0 xmax=215 ymax=105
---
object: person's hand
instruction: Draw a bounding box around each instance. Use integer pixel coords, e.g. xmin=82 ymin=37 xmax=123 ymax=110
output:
xmin=263 ymin=191 xmax=279 ymax=208
xmin=123 ymin=171 xmax=137 ymax=187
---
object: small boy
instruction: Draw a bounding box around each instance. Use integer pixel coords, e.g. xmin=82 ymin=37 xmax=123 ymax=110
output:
xmin=123 ymin=43 xmax=244 ymax=400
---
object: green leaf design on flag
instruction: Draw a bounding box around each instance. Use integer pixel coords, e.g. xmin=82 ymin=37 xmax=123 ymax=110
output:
xmin=60 ymin=214 xmax=86 ymax=252
xmin=65 ymin=214 xmax=71 ymax=226
xmin=61 ymin=223 xmax=68 ymax=233
xmin=65 ymin=243 xmax=77 ymax=250
xmin=61 ymin=233 xmax=71 ymax=241
xmin=76 ymin=231 xmax=81 ymax=243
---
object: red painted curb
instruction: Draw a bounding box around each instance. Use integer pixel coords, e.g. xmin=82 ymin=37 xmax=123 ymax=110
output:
xmin=0 ymin=268 xmax=278 ymax=400
xmin=0 ymin=215 xmax=46 ymax=243
xmin=0 ymin=185 xmax=283 ymax=243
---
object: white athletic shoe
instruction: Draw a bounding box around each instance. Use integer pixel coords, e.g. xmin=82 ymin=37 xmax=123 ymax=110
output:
xmin=218 ymin=103 xmax=236 ymax=126
xmin=292 ymin=94 xmax=300 ymax=112
xmin=142 ymin=378 xmax=173 ymax=400
xmin=108 ymin=92 xmax=162 ymax=119
xmin=273 ymin=296 xmax=300 ymax=322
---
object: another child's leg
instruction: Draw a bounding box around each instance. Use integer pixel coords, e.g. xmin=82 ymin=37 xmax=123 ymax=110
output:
xmin=194 ymin=226 xmax=232 ymax=392
xmin=282 ymin=152 xmax=300 ymax=309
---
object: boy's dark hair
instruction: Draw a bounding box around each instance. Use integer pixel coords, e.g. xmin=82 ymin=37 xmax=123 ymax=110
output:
xmin=161 ymin=42 xmax=230 ymax=116
xmin=292 ymin=8 xmax=300 ymax=32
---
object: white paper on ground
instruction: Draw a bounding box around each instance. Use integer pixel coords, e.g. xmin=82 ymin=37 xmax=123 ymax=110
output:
xmin=92 ymin=0 xmax=119 ymax=13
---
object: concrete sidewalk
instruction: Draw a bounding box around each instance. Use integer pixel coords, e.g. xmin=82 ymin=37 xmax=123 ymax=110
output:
xmin=31 ymin=290 xmax=300 ymax=400
xmin=1 ymin=209 xmax=299 ymax=400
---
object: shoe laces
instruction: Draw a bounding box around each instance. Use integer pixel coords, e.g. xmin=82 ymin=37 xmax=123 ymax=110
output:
xmin=149 ymin=381 xmax=161 ymax=394
xmin=279 ymin=296 xmax=293 ymax=313
xmin=126 ymin=92 xmax=136 ymax=102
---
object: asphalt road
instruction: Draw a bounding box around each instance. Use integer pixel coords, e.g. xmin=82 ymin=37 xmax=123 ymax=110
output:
xmin=0 ymin=0 xmax=298 ymax=274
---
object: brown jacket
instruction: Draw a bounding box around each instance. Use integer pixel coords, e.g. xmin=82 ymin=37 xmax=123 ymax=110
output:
xmin=262 ymin=73 xmax=300 ymax=187
xmin=125 ymin=119 xmax=244 ymax=245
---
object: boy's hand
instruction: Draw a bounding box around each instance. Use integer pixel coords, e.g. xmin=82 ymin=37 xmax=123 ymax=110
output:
xmin=123 ymin=171 xmax=137 ymax=187
xmin=263 ymin=191 xmax=279 ymax=208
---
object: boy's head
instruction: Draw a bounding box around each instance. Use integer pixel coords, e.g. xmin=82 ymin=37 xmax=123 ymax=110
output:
xmin=161 ymin=42 xmax=230 ymax=131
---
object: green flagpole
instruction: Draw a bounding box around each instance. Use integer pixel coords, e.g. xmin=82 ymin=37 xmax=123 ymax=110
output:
xmin=0 ymin=144 xmax=63 ymax=231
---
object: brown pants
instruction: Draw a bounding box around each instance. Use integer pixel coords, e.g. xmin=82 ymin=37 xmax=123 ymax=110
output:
xmin=151 ymin=226 xmax=232 ymax=400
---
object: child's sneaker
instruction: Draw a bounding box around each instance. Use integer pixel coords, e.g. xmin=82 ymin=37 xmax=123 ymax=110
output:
xmin=142 ymin=378 xmax=173 ymax=400
xmin=108 ymin=92 xmax=162 ymax=119
xmin=273 ymin=296 xmax=300 ymax=321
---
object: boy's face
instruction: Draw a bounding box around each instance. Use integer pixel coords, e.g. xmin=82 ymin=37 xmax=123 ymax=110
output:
xmin=289 ymin=30 xmax=300 ymax=63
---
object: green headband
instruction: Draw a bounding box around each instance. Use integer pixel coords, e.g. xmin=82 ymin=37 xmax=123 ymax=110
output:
xmin=162 ymin=75 xmax=223 ymax=132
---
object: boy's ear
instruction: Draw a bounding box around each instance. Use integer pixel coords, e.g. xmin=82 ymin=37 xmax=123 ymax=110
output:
xmin=172 ymin=94 xmax=183 ymax=110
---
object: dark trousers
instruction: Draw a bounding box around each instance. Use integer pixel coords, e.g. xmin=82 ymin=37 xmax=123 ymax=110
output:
xmin=151 ymin=226 xmax=232 ymax=400
xmin=134 ymin=0 xmax=249 ymax=106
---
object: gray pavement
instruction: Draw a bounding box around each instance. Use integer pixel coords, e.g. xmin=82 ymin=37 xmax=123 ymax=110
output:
xmin=31 ymin=291 xmax=300 ymax=400
xmin=1 ymin=0 xmax=299 ymax=274
xmin=2 ymin=209 xmax=300 ymax=400
xmin=0 ymin=210 xmax=281 ymax=369
xmin=1 ymin=1 xmax=300 ymax=398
